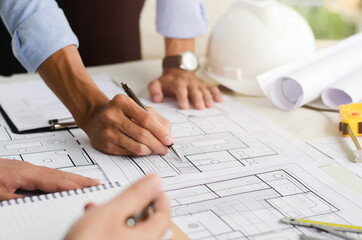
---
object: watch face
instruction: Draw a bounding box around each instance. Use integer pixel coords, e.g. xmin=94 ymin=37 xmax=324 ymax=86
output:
xmin=182 ymin=52 xmax=199 ymax=71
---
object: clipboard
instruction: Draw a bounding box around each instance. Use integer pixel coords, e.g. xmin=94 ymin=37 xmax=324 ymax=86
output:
xmin=0 ymin=105 xmax=77 ymax=134
xmin=0 ymin=73 xmax=122 ymax=134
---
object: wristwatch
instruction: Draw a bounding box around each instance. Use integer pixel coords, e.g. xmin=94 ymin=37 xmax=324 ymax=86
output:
xmin=162 ymin=52 xmax=199 ymax=72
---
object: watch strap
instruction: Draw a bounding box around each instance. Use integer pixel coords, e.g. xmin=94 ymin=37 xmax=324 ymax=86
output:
xmin=162 ymin=55 xmax=183 ymax=69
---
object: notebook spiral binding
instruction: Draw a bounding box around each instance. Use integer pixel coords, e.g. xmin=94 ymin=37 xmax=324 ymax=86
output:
xmin=0 ymin=181 xmax=122 ymax=207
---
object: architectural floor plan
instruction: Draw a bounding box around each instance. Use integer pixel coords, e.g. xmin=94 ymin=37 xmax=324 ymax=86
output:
xmin=0 ymin=115 xmax=108 ymax=182
xmin=90 ymin=96 xmax=330 ymax=183
xmin=163 ymin=163 xmax=362 ymax=239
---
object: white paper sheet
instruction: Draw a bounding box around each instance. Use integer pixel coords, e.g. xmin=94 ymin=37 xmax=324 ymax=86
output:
xmin=257 ymin=33 xmax=362 ymax=110
xmin=308 ymin=136 xmax=362 ymax=177
xmin=0 ymin=74 xmax=122 ymax=132
xmin=321 ymin=68 xmax=362 ymax=109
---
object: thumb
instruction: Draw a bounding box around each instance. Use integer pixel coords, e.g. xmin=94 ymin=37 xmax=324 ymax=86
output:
xmin=148 ymin=79 xmax=164 ymax=103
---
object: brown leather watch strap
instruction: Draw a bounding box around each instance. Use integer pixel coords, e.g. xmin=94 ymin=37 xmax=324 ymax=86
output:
xmin=162 ymin=55 xmax=183 ymax=69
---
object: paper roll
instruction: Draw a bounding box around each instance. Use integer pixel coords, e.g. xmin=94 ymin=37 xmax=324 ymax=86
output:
xmin=257 ymin=33 xmax=362 ymax=110
xmin=321 ymin=68 xmax=362 ymax=110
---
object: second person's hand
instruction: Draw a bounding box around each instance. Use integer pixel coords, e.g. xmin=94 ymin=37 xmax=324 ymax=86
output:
xmin=0 ymin=159 xmax=100 ymax=201
xmin=64 ymin=174 xmax=170 ymax=240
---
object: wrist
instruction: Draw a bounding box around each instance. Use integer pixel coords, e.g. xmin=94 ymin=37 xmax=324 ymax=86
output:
xmin=37 ymin=45 xmax=109 ymax=129
xmin=165 ymin=38 xmax=195 ymax=56
xmin=163 ymin=68 xmax=192 ymax=75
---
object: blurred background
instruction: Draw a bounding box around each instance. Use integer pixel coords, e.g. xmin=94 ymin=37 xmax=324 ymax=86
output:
xmin=140 ymin=0 xmax=362 ymax=59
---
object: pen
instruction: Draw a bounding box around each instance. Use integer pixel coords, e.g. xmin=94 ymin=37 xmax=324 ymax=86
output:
xmin=121 ymin=82 xmax=183 ymax=161
xmin=126 ymin=203 xmax=154 ymax=227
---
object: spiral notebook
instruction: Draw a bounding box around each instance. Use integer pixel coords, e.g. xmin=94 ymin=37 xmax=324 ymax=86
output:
xmin=0 ymin=182 xmax=126 ymax=240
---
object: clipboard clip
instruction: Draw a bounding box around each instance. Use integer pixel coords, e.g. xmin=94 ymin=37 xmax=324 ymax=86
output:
xmin=48 ymin=118 xmax=77 ymax=130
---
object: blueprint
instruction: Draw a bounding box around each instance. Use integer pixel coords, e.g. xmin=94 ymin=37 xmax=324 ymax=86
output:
xmin=0 ymin=114 xmax=108 ymax=183
xmin=89 ymin=95 xmax=331 ymax=183
xmin=308 ymin=136 xmax=362 ymax=177
xmin=0 ymin=73 xmax=331 ymax=185
xmin=162 ymin=162 xmax=362 ymax=240
xmin=1 ymin=74 xmax=362 ymax=239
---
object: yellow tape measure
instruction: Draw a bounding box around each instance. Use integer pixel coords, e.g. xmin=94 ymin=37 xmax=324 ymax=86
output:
xmin=339 ymin=103 xmax=362 ymax=137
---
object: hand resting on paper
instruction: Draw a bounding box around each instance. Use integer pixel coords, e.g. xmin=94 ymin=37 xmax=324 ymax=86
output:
xmin=149 ymin=38 xmax=222 ymax=110
xmin=64 ymin=174 xmax=170 ymax=240
xmin=0 ymin=159 xmax=100 ymax=201
xmin=149 ymin=68 xmax=223 ymax=110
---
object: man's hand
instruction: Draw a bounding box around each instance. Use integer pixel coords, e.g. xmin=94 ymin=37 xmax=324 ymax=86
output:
xmin=38 ymin=45 xmax=172 ymax=156
xmin=64 ymin=174 xmax=170 ymax=240
xmin=150 ymin=38 xmax=222 ymax=110
xmin=83 ymin=95 xmax=172 ymax=156
xmin=0 ymin=159 xmax=100 ymax=201
xmin=149 ymin=68 xmax=222 ymax=110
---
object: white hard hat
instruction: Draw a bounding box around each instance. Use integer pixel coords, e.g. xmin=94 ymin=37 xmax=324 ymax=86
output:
xmin=204 ymin=0 xmax=315 ymax=96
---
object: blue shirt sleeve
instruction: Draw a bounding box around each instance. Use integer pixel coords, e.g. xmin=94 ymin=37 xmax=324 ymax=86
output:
xmin=0 ymin=0 xmax=78 ymax=73
xmin=156 ymin=0 xmax=208 ymax=39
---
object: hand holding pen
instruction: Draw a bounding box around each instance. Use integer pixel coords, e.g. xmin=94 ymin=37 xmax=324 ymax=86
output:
xmin=65 ymin=174 xmax=171 ymax=240
xmin=83 ymin=87 xmax=174 ymax=156
xmin=122 ymin=83 xmax=183 ymax=160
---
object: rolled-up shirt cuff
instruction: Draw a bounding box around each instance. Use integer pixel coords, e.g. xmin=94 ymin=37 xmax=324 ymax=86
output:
xmin=11 ymin=7 xmax=78 ymax=73
xmin=156 ymin=0 xmax=207 ymax=39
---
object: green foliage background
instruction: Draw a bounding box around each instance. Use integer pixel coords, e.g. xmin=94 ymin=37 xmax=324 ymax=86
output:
xmin=279 ymin=0 xmax=357 ymax=39
xmin=294 ymin=6 xmax=356 ymax=39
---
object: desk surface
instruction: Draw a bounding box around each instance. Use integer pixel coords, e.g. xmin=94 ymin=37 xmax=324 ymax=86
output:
xmin=1 ymin=57 xmax=362 ymax=239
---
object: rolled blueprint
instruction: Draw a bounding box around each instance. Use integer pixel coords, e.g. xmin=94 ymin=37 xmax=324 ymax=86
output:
xmin=257 ymin=33 xmax=362 ymax=110
xmin=321 ymin=68 xmax=362 ymax=110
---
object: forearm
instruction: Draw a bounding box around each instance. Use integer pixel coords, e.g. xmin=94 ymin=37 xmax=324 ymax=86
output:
xmin=165 ymin=38 xmax=195 ymax=56
xmin=37 ymin=45 xmax=108 ymax=129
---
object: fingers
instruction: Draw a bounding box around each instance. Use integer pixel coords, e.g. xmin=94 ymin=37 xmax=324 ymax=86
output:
xmin=208 ymin=85 xmax=223 ymax=103
xmin=0 ymin=191 xmax=23 ymax=201
xmin=120 ymin=98 xmax=174 ymax=147
xmin=147 ymin=107 xmax=172 ymax=133
xmin=173 ymin=82 xmax=190 ymax=109
xmin=135 ymin=191 xmax=171 ymax=240
xmin=95 ymin=142 xmax=137 ymax=156
xmin=84 ymin=202 xmax=96 ymax=211
xmin=108 ymin=125 xmax=153 ymax=156
xmin=98 ymin=95 xmax=171 ymax=155
xmin=110 ymin=174 xmax=162 ymax=216
xmin=189 ymin=85 xmax=205 ymax=110
xmin=155 ymin=70 xmax=222 ymax=109
xmin=148 ymin=79 xmax=164 ymax=103
xmin=17 ymin=164 xmax=100 ymax=193
xmin=202 ymin=88 xmax=215 ymax=108
xmin=116 ymin=117 xmax=168 ymax=156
